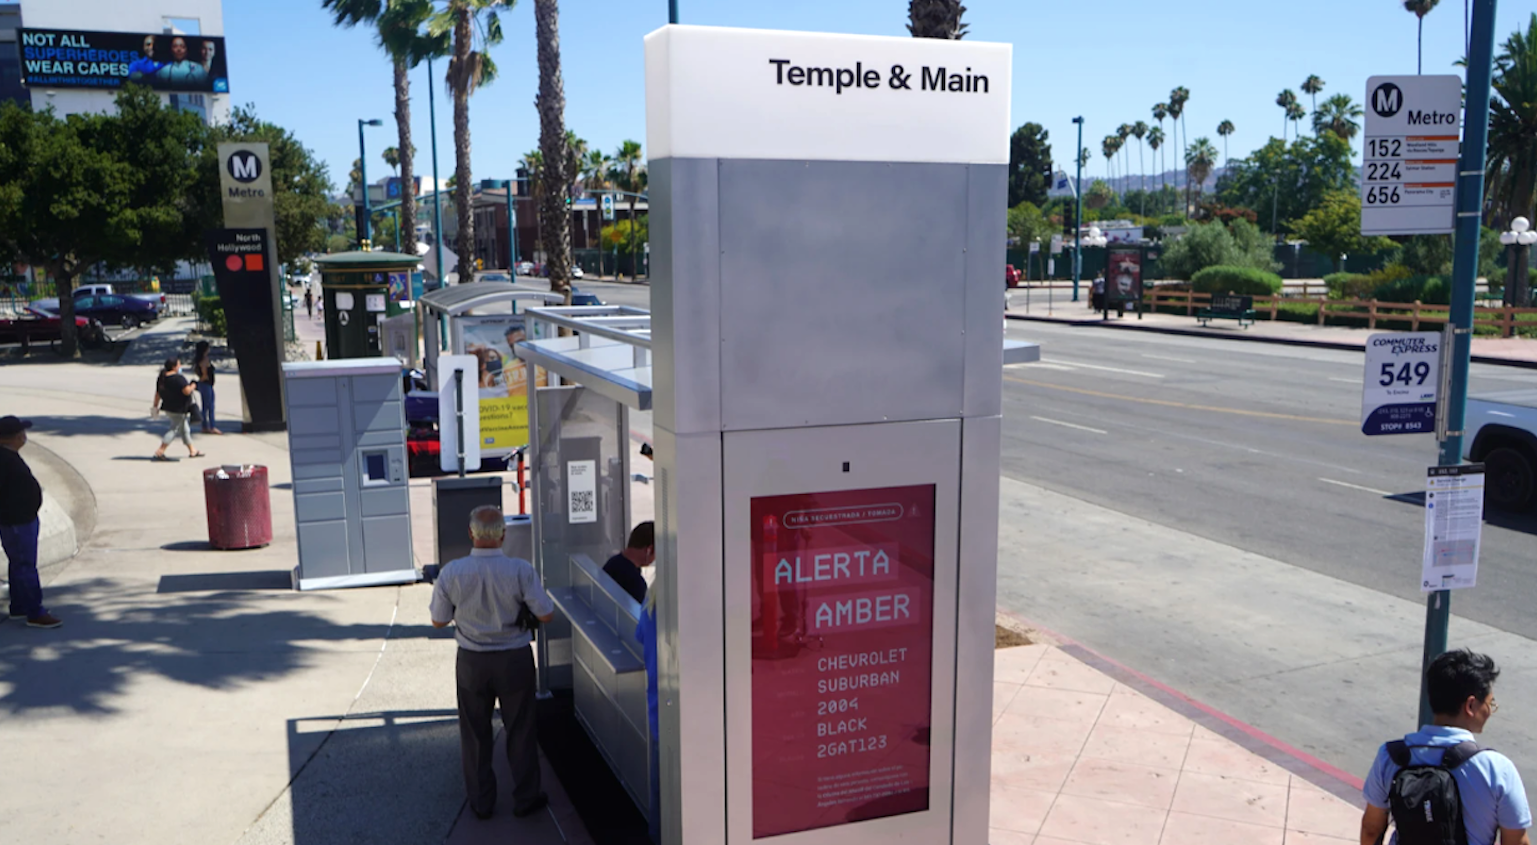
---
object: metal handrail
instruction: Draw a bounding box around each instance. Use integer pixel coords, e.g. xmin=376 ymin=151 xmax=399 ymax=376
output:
xmin=526 ymin=306 xmax=652 ymax=348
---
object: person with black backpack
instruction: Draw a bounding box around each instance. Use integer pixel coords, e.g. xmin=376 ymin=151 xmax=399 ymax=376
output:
xmin=1361 ymin=649 xmax=1531 ymax=845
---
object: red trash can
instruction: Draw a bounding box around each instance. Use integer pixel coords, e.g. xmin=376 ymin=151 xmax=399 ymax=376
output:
xmin=203 ymin=464 xmax=273 ymax=550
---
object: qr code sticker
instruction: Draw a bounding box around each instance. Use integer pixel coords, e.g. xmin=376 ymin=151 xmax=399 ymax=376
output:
xmin=571 ymin=490 xmax=595 ymax=513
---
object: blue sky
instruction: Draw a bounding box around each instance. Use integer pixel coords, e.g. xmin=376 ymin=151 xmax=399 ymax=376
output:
xmin=223 ymin=0 xmax=1533 ymax=192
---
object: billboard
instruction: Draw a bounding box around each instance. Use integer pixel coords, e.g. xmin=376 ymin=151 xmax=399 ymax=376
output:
xmin=458 ymin=316 xmax=547 ymax=454
xmin=18 ymin=29 xmax=229 ymax=93
xmin=750 ymin=484 xmax=937 ymax=838
xmin=1106 ymin=248 xmax=1143 ymax=307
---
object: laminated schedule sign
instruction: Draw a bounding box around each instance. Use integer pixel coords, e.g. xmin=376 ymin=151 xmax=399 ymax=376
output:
xmin=750 ymin=484 xmax=935 ymax=839
xmin=1423 ymin=465 xmax=1484 ymax=591
xmin=1362 ymin=332 xmax=1441 ymax=435
xmin=1360 ymin=75 xmax=1462 ymax=236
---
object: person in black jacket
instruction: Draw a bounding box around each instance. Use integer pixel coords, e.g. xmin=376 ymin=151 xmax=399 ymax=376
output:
xmin=192 ymin=341 xmax=222 ymax=435
xmin=0 ymin=416 xmax=61 ymax=628
xmin=152 ymin=357 xmax=205 ymax=461
xmin=602 ymin=521 xmax=655 ymax=604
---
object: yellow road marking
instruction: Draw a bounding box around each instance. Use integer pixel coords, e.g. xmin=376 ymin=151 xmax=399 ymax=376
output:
xmin=1004 ymin=375 xmax=1356 ymax=426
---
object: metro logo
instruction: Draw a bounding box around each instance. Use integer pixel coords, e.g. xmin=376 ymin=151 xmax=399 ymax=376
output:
xmin=226 ymin=151 xmax=263 ymax=183
xmin=1372 ymin=82 xmax=1403 ymax=118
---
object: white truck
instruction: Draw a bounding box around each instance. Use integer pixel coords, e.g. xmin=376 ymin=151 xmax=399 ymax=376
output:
xmin=1465 ymin=390 xmax=1537 ymax=511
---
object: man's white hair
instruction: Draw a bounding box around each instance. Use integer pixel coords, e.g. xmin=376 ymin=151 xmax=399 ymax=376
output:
xmin=470 ymin=505 xmax=506 ymax=541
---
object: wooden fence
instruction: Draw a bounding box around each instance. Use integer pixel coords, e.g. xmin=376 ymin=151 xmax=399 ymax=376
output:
xmin=1143 ymin=289 xmax=1537 ymax=338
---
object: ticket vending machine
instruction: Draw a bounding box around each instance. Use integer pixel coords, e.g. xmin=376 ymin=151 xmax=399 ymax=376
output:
xmin=646 ymin=26 xmax=1008 ymax=845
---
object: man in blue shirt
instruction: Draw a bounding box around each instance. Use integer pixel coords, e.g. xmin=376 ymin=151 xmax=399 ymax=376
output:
xmin=1361 ymin=649 xmax=1531 ymax=845
xmin=126 ymin=35 xmax=164 ymax=81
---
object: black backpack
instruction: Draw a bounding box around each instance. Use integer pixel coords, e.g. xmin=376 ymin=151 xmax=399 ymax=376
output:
xmin=1386 ymin=740 xmax=1487 ymax=845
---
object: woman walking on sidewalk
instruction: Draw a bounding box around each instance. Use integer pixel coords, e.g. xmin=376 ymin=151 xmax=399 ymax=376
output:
xmin=151 ymin=356 xmax=204 ymax=461
xmin=192 ymin=341 xmax=222 ymax=434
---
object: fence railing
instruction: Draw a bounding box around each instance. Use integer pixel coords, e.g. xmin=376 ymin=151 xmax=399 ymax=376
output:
xmin=1143 ymin=289 xmax=1537 ymax=338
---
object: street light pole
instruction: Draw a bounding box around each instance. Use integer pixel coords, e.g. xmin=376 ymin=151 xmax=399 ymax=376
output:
xmin=428 ymin=58 xmax=444 ymax=287
xmin=669 ymin=0 xmax=678 ymax=24
xmin=358 ymin=118 xmax=384 ymax=248
xmin=1418 ymin=0 xmax=1499 ymax=728
xmin=1072 ymin=116 xmax=1084 ymax=302
xmin=505 ymin=180 xmax=517 ymax=273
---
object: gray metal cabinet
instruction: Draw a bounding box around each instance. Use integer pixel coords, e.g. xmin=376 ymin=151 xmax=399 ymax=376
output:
xmin=284 ymin=358 xmax=417 ymax=590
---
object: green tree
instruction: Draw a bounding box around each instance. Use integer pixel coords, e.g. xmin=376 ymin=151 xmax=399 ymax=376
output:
xmin=1404 ymin=0 xmax=1441 ymax=74
xmin=1006 ymin=201 xmax=1053 ymax=246
xmin=1287 ymin=190 xmax=1395 ymax=272
xmin=609 ymin=139 xmax=646 ymax=280
xmin=1216 ymin=131 xmax=1356 ymax=235
xmin=198 ymin=105 xmax=334 ymax=269
xmin=600 ymin=216 xmax=647 ymax=254
xmin=1007 ymin=122 xmax=1052 ymax=208
xmin=1085 ymin=180 xmax=1114 ymax=210
xmin=1160 ymin=218 xmax=1277 ymax=280
xmin=1185 ymin=137 xmax=1218 ymax=208
xmin=907 ymin=0 xmax=966 ymax=39
xmin=1168 ymin=87 xmax=1190 ymax=189
xmin=1131 ymin=121 xmax=1149 ymax=200
xmin=1486 ymin=13 xmax=1537 ymax=226
xmin=1393 ymin=235 xmax=1455 ymax=276
xmin=0 ymin=86 xmax=208 ymax=355
xmin=1301 ymin=75 xmax=1325 ymax=127
xmin=535 ymin=0 xmax=573 ymax=293
xmin=1313 ymin=94 xmax=1364 ymax=143
xmin=430 ymin=0 xmax=511 ymax=276
xmin=382 ymin=145 xmax=400 ymax=175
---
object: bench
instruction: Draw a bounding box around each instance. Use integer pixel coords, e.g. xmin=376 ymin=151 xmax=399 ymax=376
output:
xmin=1196 ymin=294 xmax=1255 ymax=328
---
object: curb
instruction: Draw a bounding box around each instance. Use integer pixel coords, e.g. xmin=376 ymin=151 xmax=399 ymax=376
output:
xmin=997 ymin=607 xmax=1368 ymax=809
xmin=1005 ymin=312 xmax=1537 ymax=370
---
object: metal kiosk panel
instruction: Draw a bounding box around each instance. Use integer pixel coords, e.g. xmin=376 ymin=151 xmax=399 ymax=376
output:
xmin=284 ymin=358 xmax=416 ymax=591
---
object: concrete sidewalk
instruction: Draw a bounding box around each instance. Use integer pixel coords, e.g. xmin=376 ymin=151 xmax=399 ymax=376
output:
xmin=1005 ymin=295 xmax=1537 ymax=367
xmin=0 ymin=319 xmax=1370 ymax=845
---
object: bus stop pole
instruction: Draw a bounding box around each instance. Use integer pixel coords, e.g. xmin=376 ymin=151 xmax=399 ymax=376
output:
xmin=1419 ymin=0 xmax=1497 ymax=727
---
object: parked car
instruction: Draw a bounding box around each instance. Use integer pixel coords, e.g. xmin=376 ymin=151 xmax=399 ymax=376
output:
xmin=73 ymin=293 xmax=159 ymax=328
xmin=32 ymin=283 xmax=166 ymax=314
xmin=479 ymin=272 xmax=511 ymax=283
xmin=569 ymin=287 xmax=603 ymax=307
xmin=0 ymin=307 xmax=104 ymax=347
xmin=516 ymin=261 xmax=535 ymax=276
xmin=1005 ymin=265 xmax=1021 ymax=287
xmin=571 ymin=265 xmax=585 ymax=280
xmin=1465 ymin=391 xmax=1537 ymax=511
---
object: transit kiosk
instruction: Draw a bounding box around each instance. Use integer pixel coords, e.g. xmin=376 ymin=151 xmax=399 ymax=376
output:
xmin=644 ymin=25 xmax=1012 ymax=845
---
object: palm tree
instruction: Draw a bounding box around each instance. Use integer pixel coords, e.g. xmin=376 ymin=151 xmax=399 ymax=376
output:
xmin=1116 ymin=124 xmax=1132 ymax=191
xmin=533 ymin=0 xmax=572 ymax=292
xmin=1287 ymin=102 xmax=1307 ymax=140
xmin=1131 ymin=121 xmax=1149 ymax=201
xmin=1301 ymin=75 xmax=1325 ymax=126
xmin=1216 ymin=120 xmax=1235 ymax=166
xmin=1276 ymin=89 xmax=1298 ymax=141
xmin=1147 ymin=127 xmax=1165 ymax=201
xmin=1485 ymin=12 xmax=1537 ymax=226
xmin=1404 ymin=1 xmax=1441 ymax=74
xmin=322 ymin=0 xmax=444 ymax=259
xmin=1101 ymin=136 xmax=1117 ymax=184
xmin=610 ymin=139 xmax=645 ymax=281
xmin=1168 ymin=88 xmax=1190 ymax=192
xmin=907 ymin=0 xmax=967 ymax=39
xmin=1313 ymin=93 xmax=1365 ymax=142
xmin=382 ymin=146 xmax=401 ymax=176
xmin=1185 ymin=138 xmax=1218 ymax=211
xmin=1077 ymin=146 xmax=1091 ymax=171
xmin=430 ymin=0 xmax=511 ymax=278
xmin=1152 ymin=103 xmax=1169 ymax=188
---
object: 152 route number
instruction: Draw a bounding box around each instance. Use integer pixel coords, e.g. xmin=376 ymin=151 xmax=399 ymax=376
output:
xmin=1365 ymin=186 xmax=1403 ymax=205
xmin=1380 ymin=361 xmax=1431 ymax=387
xmin=1367 ymin=138 xmax=1403 ymax=158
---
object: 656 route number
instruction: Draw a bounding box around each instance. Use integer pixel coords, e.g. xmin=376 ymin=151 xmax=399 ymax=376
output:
xmin=1365 ymin=186 xmax=1403 ymax=205
xmin=1380 ymin=361 xmax=1432 ymax=387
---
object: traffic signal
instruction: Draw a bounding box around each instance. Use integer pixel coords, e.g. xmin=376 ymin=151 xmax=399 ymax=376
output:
xmin=476 ymin=258 xmax=484 ymax=270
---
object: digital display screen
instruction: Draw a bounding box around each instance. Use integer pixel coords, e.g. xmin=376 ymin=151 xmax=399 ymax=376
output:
xmin=750 ymin=484 xmax=936 ymax=838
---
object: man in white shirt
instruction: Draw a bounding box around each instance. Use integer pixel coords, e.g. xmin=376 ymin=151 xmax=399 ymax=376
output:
xmin=431 ymin=505 xmax=555 ymax=820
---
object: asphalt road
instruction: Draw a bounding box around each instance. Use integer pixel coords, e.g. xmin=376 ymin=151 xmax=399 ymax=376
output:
xmin=1001 ymin=318 xmax=1537 ymax=639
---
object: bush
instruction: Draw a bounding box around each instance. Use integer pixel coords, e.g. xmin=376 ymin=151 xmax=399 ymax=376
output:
xmin=1372 ymin=274 xmax=1451 ymax=305
xmin=1190 ymin=265 xmax=1284 ymax=296
xmin=1324 ymin=271 xmax=1376 ymax=300
xmin=195 ymin=294 xmax=227 ymax=337
xmin=1160 ymin=218 xmax=1279 ymax=280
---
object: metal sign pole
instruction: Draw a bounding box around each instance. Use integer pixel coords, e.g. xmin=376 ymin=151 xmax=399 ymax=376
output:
xmin=1418 ymin=0 xmax=1498 ymax=728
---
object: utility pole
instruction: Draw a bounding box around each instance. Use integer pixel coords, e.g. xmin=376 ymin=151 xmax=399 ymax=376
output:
xmin=1419 ymin=0 xmax=1498 ymax=728
xmin=1072 ymin=116 xmax=1084 ymax=303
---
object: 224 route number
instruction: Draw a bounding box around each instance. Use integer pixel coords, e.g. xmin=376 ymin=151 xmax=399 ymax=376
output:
xmin=1365 ymin=162 xmax=1403 ymax=182
xmin=1365 ymin=186 xmax=1402 ymax=205
xmin=1380 ymin=361 xmax=1431 ymax=387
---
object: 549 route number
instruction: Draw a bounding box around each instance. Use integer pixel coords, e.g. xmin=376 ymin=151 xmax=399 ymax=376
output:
xmin=1365 ymin=186 xmax=1403 ymax=205
xmin=1380 ymin=361 xmax=1431 ymax=387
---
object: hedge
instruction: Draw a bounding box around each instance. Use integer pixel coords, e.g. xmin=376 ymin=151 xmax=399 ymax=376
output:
xmin=194 ymin=294 xmax=227 ymax=337
xmin=1189 ymin=265 xmax=1284 ymax=297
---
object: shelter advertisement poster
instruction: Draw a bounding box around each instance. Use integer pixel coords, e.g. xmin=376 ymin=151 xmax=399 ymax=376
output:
xmin=1106 ymin=248 xmax=1143 ymax=306
xmin=18 ymin=29 xmax=230 ymax=93
xmin=458 ymin=316 xmax=540 ymax=453
xmin=749 ymin=484 xmax=936 ymax=838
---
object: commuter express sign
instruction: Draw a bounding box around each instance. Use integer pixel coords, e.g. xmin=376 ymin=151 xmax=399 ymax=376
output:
xmin=750 ymin=485 xmax=935 ymax=838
